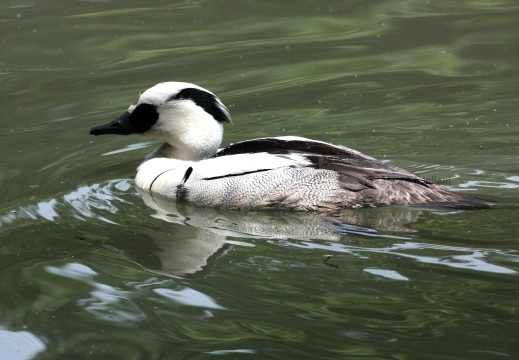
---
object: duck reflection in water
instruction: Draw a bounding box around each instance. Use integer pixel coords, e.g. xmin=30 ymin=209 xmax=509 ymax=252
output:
xmin=137 ymin=187 xmax=423 ymax=276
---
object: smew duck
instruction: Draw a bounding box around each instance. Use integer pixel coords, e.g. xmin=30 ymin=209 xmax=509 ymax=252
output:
xmin=90 ymin=82 xmax=490 ymax=211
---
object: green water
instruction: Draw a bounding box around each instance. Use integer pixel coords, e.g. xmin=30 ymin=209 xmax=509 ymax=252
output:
xmin=1 ymin=1 xmax=518 ymax=359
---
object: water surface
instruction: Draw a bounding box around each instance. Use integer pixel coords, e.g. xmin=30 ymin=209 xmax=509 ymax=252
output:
xmin=1 ymin=1 xmax=518 ymax=359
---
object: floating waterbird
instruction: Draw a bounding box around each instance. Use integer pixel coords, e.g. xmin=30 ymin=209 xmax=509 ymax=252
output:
xmin=90 ymin=82 xmax=490 ymax=211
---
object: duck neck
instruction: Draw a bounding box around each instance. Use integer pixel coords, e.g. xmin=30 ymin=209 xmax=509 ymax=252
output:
xmin=145 ymin=142 xmax=216 ymax=161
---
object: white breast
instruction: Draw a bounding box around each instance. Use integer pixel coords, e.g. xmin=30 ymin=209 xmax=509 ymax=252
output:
xmin=135 ymin=157 xmax=188 ymax=195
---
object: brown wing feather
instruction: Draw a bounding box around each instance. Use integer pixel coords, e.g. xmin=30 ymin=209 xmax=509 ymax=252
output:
xmin=216 ymin=137 xmax=491 ymax=209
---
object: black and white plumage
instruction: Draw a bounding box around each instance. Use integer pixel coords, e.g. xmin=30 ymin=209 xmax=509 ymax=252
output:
xmin=90 ymin=82 xmax=491 ymax=211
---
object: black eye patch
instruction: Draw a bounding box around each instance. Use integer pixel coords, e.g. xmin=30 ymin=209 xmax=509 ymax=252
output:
xmin=130 ymin=103 xmax=159 ymax=133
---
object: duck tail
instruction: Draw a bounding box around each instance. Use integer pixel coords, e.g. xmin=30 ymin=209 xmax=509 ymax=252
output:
xmin=412 ymin=189 xmax=493 ymax=210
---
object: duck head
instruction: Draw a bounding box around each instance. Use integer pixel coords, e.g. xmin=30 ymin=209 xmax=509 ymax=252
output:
xmin=90 ymin=82 xmax=231 ymax=161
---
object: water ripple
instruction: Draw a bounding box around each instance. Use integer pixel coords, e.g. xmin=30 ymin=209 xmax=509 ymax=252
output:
xmin=154 ymin=288 xmax=225 ymax=310
xmin=0 ymin=329 xmax=45 ymax=360
xmin=286 ymin=240 xmax=518 ymax=275
xmin=45 ymin=263 xmax=148 ymax=324
xmin=0 ymin=179 xmax=134 ymax=228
